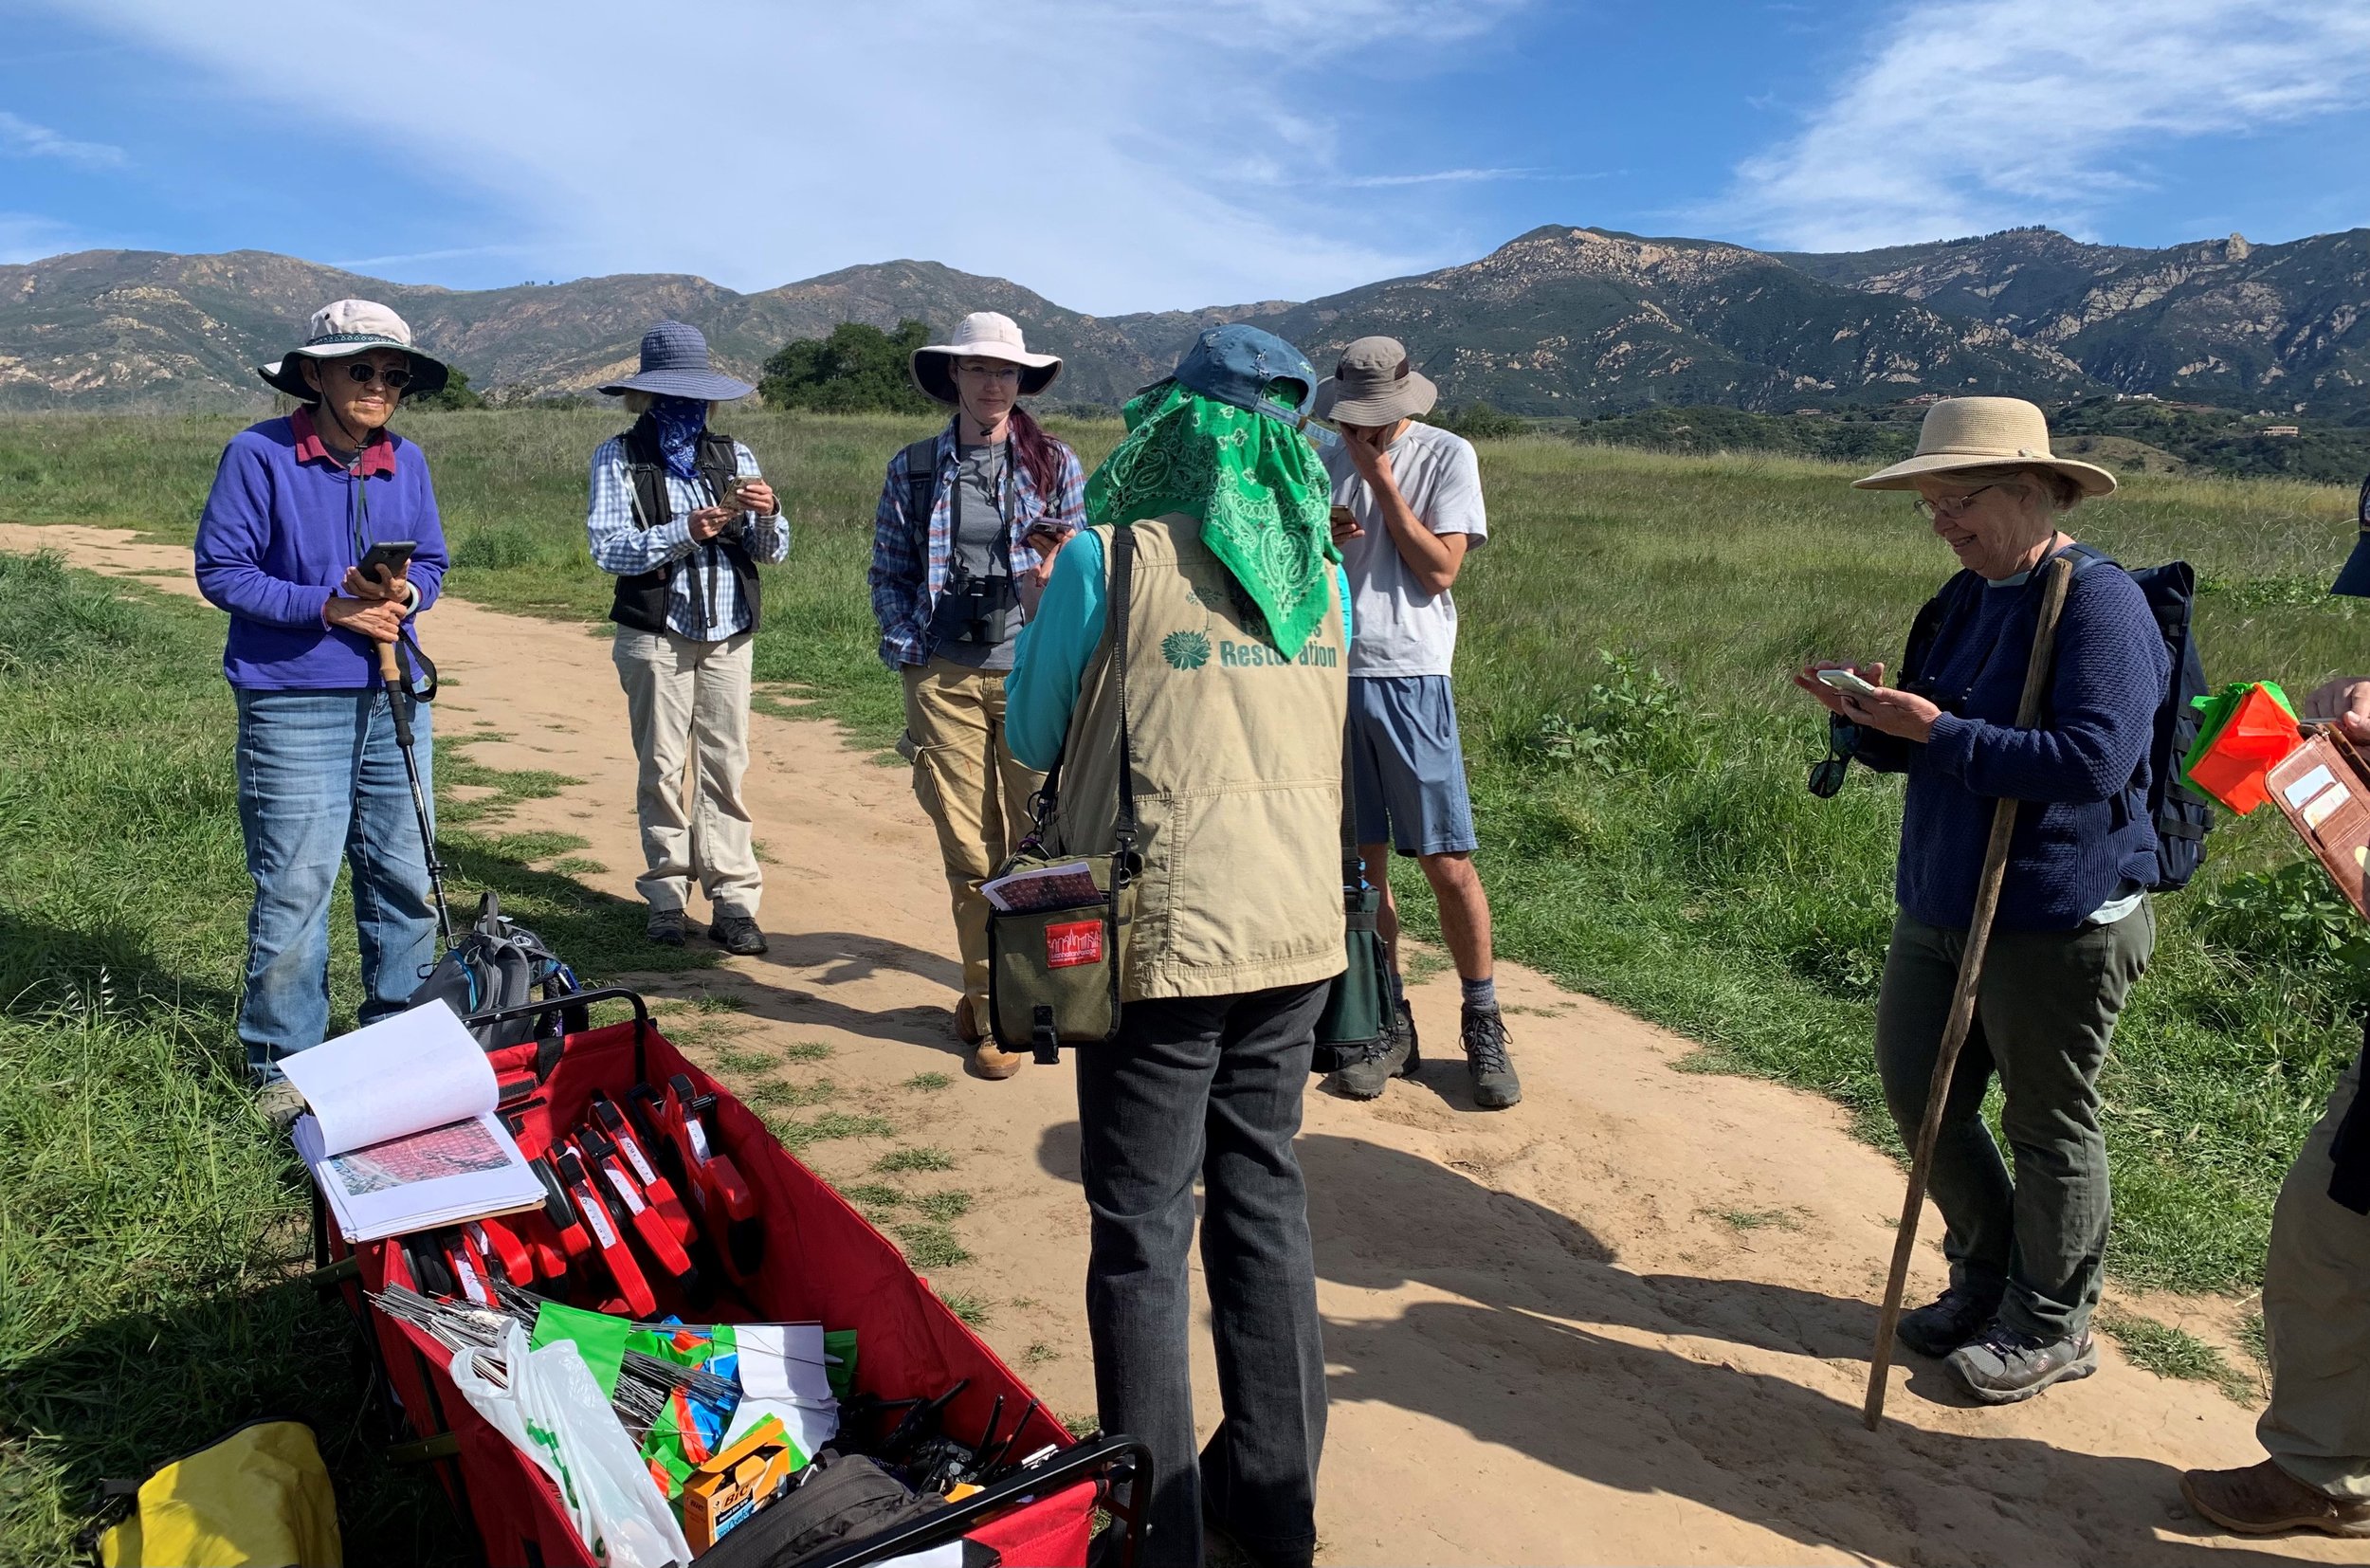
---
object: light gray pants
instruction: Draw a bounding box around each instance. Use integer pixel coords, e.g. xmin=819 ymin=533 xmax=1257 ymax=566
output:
xmin=2260 ymin=1050 xmax=2370 ymax=1500
xmin=612 ymin=628 xmax=761 ymax=917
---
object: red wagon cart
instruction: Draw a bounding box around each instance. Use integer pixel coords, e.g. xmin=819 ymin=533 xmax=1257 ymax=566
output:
xmin=313 ymin=989 xmax=1144 ymax=1567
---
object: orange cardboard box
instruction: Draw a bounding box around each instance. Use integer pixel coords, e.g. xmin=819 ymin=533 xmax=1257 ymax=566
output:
xmin=680 ymin=1414 xmax=793 ymax=1553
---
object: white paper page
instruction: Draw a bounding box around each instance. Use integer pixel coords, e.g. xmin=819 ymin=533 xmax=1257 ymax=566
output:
xmin=737 ymin=1322 xmax=835 ymax=1407
xmin=721 ymin=1396 xmax=838 ymax=1465
xmin=282 ymin=1001 xmax=498 ymax=1155
xmin=299 ymin=1109 xmax=544 ymax=1243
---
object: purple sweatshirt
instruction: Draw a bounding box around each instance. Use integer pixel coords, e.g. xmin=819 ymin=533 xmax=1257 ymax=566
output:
xmin=193 ymin=409 xmax=449 ymax=689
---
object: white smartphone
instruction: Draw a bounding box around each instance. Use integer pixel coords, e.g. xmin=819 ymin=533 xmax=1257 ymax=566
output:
xmin=1817 ymin=667 xmax=1883 ymax=700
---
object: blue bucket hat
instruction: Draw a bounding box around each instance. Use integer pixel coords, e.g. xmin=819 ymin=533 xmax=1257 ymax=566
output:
xmin=1163 ymin=324 xmax=1318 ymax=428
xmin=597 ymin=321 xmax=755 ymax=402
xmin=2332 ymin=474 xmax=2370 ymax=597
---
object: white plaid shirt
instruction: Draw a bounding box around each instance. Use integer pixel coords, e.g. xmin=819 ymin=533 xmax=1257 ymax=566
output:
xmin=586 ymin=434 xmax=790 ymax=641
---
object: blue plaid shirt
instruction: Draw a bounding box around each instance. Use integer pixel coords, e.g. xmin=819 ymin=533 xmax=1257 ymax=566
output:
xmin=587 ymin=433 xmax=790 ymax=642
xmin=869 ymin=421 xmax=1086 ymax=669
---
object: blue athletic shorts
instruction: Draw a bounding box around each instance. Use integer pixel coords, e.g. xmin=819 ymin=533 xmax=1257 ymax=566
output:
xmin=1346 ymin=674 xmax=1478 ymax=857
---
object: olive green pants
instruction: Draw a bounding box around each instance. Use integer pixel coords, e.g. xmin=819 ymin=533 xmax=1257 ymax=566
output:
xmin=1874 ymin=903 xmax=2154 ymax=1343
xmin=901 ymin=658 xmax=1040 ymax=1015
xmin=2259 ymin=1049 xmax=2370 ymax=1500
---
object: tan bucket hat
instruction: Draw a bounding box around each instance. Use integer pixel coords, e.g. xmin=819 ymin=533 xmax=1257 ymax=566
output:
xmin=1312 ymin=336 xmax=1438 ymax=426
xmin=1855 ymin=396 xmax=2115 ymax=496
xmin=909 ymin=312 xmax=1062 ymax=405
xmin=257 ymin=299 xmax=450 ymax=402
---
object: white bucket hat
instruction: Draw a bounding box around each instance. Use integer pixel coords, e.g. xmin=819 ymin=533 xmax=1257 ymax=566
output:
xmin=257 ymin=299 xmax=450 ymax=402
xmin=910 ymin=312 xmax=1063 ymax=406
xmin=1855 ymin=396 xmax=2115 ymax=496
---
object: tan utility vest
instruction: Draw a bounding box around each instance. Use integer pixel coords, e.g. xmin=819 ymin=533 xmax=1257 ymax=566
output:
xmin=1048 ymin=516 xmax=1349 ymax=1001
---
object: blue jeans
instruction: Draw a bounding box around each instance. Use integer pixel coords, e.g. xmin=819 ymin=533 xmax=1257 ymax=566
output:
xmin=233 ymin=687 xmax=439 ymax=1078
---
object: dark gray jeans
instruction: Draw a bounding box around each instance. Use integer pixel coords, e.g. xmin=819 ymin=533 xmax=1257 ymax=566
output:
xmin=1874 ymin=903 xmax=2153 ymax=1342
xmin=1075 ymin=981 xmax=1330 ymax=1568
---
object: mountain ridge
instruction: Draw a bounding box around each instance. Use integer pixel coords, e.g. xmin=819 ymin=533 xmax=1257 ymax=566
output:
xmin=4 ymin=223 xmax=2365 ymax=419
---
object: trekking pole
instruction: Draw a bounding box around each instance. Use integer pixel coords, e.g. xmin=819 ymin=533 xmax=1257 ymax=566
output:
xmin=379 ymin=636 xmax=453 ymax=943
xmin=1863 ymin=553 xmax=2072 ymax=1431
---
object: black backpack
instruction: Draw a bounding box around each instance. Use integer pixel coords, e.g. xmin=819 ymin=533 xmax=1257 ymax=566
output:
xmin=1898 ymin=543 xmax=2212 ymax=891
xmin=407 ymin=892 xmax=585 ymax=1048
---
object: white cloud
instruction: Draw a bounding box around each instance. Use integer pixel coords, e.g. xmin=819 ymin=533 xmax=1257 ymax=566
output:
xmin=1710 ymin=0 xmax=2370 ymax=250
xmin=27 ymin=0 xmax=1529 ymax=312
xmin=0 ymin=110 xmax=125 ymax=169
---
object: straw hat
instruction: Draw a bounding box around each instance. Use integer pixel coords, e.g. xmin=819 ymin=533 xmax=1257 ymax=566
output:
xmin=257 ymin=299 xmax=450 ymax=402
xmin=1854 ymin=396 xmax=2115 ymax=496
xmin=910 ymin=313 xmax=1062 ymax=406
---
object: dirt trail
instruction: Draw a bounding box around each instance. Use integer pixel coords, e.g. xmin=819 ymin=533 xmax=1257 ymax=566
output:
xmin=21 ymin=520 xmax=2361 ymax=1566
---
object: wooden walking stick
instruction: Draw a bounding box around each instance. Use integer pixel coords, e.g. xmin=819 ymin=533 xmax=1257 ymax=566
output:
xmin=1862 ymin=552 xmax=2074 ymax=1431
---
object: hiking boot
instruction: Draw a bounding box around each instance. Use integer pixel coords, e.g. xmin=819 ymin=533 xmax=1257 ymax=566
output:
xmin=1325 ymin=1000 xmax=1420 ymax=1100
xmin=708 ymin=907 xmax=768 ymax=957
xmin=1946 ymin=1322 xmax=2098 ymax=1404
xmin=1896 ymin=1285 xmax=2003 ymax=1359
xmin=972 ymin=1040 xmax=1025 ymax=1081
xmin=952 ymin=994 xmax=984 ymax=1046
xmin=2181 ymin=1460 xmax=2370 ymax=1539
xmin=647 ymin=908 xmax=686 ymax=947
xmin=1461 ymin=1005 xmax=1522 ymax=1109
xmin=256 ymin=1077 xmax=308 ymax=1131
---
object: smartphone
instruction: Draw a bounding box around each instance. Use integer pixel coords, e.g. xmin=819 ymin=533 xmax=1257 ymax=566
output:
xmin=356 ymin=539 xmax=417 ymax=579
xmin=1817 ymin=667 xmax=1883 ymax=700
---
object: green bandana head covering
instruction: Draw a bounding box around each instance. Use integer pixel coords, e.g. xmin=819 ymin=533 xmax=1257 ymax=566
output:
xmin=1084 ymin=380 xmax=1340 ymax=660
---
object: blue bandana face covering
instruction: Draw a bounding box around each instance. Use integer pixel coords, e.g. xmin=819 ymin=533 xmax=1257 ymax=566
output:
xmin=648 ymin=394 xmax=708 ymax=482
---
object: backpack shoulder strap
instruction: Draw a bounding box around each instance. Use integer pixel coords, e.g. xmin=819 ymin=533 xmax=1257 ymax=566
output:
xmin=1899 ymin=569 xmax=1977 ymax=685
xmin=901 ymin=434 xmax=944 ymax=532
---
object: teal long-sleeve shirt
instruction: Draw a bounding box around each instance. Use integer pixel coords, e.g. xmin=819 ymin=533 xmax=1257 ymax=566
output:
xmin=1006 ymin=530 xmax=1353 ymax=772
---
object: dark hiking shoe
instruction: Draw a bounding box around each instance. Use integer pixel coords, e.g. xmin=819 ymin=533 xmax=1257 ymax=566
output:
xmin=708 ymin=907 xmax=768 ymax=957
xmin=647 ymin=908 xmax=686 ymax=947
xmin=2181 ymin=1460 xmax=2370 ymax=1539
xmin=1461 ymin=1005 xmax=1522 ymax=1109
xmin=1326 ymin=999 xmax=1420 ymax=1099
xmin=1946 ymin=1322 xmax=2098 ymax=1404
xmin=1896 ymin=1285 xmax=2004 ymax=1359
xmin=256 ymin=1077 xmax=308 ymax=1131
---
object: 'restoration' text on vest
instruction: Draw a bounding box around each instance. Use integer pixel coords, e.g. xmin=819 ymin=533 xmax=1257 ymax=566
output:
xmin=1048 ymin=516 xmax=1350 ymax=1002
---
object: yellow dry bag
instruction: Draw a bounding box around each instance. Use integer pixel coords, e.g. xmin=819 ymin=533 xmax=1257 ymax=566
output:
xmin=98 ymin=1419 xmax=341 ymax=1568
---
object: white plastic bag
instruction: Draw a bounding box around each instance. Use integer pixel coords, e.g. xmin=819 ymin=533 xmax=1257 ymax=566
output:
xmin=448 ymin=1320 xmax=693 ymax=1568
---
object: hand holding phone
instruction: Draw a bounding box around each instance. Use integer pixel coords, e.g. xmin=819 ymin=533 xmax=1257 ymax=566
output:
xmin=1816 ymin=667 xmax=1883 ymax=700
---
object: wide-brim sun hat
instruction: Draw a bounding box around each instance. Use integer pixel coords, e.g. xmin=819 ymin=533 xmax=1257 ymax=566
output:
xmin=257 ymin=299 xmax=450 ymax=402
xmin=911 ymin=312 xmax=1062 ymax=406
xmin=1854 ymin=396 xmax=2116 ymax=496
xmin=597 ymin=320 xmax=755 ymax=401
xmin=1312 ymin=335 xmax=1438 ymax=426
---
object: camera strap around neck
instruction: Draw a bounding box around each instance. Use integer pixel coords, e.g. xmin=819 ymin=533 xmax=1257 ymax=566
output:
xmin=1029 ymin=524 xmax=1138 ymax=879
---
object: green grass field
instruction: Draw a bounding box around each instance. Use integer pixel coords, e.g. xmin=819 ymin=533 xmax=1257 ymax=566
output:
xmin=0 ymin=407 xmax=2362 ymax=1549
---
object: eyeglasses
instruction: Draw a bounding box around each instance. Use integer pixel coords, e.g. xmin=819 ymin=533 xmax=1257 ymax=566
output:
xmin=956 ymin=362 xmax=1022 ymax=383
xmin=340 ymin=361 xmax=413 ymax=389
xmin=1911 ymin=483 xmax=1996 ymax=520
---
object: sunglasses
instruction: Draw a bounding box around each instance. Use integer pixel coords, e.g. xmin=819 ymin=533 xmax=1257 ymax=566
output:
xmin=337 ymin=361 xmax=413 ymax=389
xmin=1911 ymin=483 xmax=1996 ymax=520
xmin=1807 ymin=716 xmax=1865 ymax=800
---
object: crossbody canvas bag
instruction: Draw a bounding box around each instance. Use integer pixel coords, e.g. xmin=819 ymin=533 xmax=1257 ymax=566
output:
xmin=988 ymin=527 xmax=1141 ymax=1062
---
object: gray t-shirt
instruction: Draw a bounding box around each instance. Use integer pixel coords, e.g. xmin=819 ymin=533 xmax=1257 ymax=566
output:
xmin=935 ymin=443 xmax=1015 ymax=672
xmin=1322 ymin=421 xmax=1488 ymax=678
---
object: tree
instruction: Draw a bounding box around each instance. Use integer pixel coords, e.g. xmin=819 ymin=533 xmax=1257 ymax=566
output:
xmin=410 ymin=363 xmax=484 ymax=410
xmin=761 ymin=319 xmax=936 ymax=414
xmin=1433 ymin=400 xmax=1526 ymax=440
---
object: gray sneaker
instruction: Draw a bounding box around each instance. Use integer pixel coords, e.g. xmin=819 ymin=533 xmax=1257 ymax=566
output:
xmin=647 ymin=908 xmax=686 ymax=947
xmin=1326 ymin=1000 xmax=1419 ymax=1099
xmin=256 ymin=1077 xmax=308 ymax=1131
xmin=1460 ymin=1005 xmax=1522 ymax=1109
xmin=708 ymin=907 xmax=768 ymax=957
xmin=1946 ymin=1322 xmax=2098 ymax=1404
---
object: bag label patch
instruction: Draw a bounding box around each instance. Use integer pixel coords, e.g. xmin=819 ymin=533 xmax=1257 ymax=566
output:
xmin=1046 ymin=920 xmax=1104 ymax=969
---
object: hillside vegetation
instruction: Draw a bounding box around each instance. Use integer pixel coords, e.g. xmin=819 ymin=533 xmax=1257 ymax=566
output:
xmin=0 ymin=409 xmax=2363 ymax=1303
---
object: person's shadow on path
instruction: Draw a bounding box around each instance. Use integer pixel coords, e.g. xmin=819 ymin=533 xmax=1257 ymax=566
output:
xmin=635 ymin=929 xmax=973 ymax=1060
xmin=1037 ymin=1123 xmax=2291 ymax=1566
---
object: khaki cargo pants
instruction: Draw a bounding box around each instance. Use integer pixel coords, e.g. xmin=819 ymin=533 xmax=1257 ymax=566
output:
xmin=2260 ymin=1049 xmax=2370 ymax=1500
xmin=901 ymin=658 xmax=1040 ymax=1016
xmin=612 ymin=628 xmax=762 ymax=918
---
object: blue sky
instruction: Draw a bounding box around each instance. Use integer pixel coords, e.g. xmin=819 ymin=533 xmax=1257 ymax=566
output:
xmin=3 ymin=0 xmax=2367 ymax=314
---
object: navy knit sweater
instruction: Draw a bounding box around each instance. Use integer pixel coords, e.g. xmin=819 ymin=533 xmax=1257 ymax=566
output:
xmin=1852 ymin=551 xmax=2168 ymax=933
